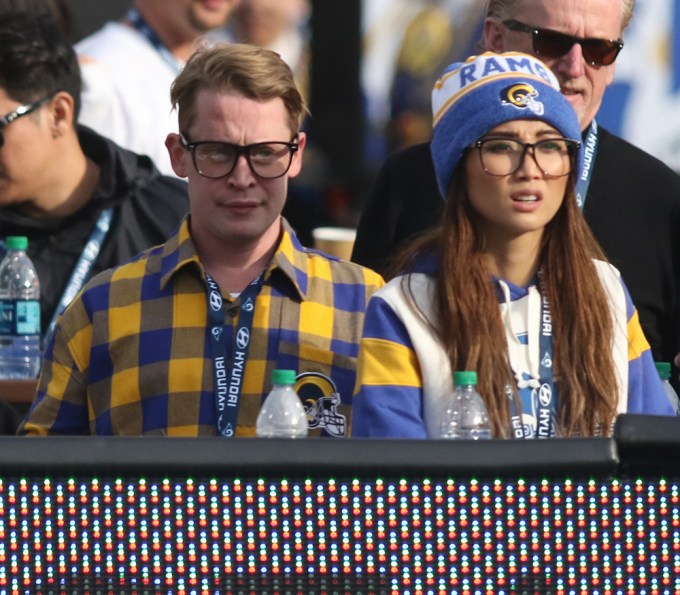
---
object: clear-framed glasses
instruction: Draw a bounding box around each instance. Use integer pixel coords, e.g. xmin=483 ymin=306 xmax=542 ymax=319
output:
xmin=0 ymin=95 xmax=54 ymax=148
xmin=179 ymin=133 xmax=299 ymax=179
xmin=472 ymin=137 xmax=580 ymax=178
xmin=503 ymin=19 xmax=623 ymax=67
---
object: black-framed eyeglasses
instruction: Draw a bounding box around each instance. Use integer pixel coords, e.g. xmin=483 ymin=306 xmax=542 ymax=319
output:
xmin=503 ymin=19 xmax=623 ymax=67
xmin=179 ymin=133 xmax=299 ymax=180
xmin=0 ymin=95 xmax=54 ymax=149
xmin=471 ymin=137 xmax=580 ymax=178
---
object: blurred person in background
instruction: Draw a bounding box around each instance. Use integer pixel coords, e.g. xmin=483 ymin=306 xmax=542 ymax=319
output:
xmin=76 ymin=0 xmax=241 ymax=177
xmin=0 ymin=10 xmax=188 ymax=345
xmin=229 ymin=0 xmax=310 ymax=100
xmin=386 ymin=3 xmax=453 ymax=153
xmin=361 ymin=0 xmax=485 ymax=169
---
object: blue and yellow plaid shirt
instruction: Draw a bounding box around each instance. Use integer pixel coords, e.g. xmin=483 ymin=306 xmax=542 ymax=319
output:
xmin=19 ymin=217 xmax=383 ymax=437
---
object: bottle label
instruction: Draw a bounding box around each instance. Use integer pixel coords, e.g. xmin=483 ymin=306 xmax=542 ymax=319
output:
xmin=0 ymin=299 xmax=40 ymax=335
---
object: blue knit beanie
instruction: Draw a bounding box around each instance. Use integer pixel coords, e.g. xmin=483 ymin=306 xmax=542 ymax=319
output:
xmin=431 ymin=51 xmax=583 ymax=197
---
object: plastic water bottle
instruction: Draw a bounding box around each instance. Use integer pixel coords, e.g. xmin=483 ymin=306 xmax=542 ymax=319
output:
xmin=0 ymin=236 xmax=41 ymax=378
xmin=440 ymin=370 xmax=491 ymax=440
xmin=256 ymin=369 xmax=308 ymax=438
xmin=655 ymin=362 xmax=680 ymax=415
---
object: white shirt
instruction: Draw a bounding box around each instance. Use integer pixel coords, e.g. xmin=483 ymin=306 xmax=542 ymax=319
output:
xmin=76 ymin=22 xmax=182 ymax=177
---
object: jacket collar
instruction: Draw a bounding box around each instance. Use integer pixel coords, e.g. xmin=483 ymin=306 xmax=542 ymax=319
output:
xmin=77 ymin=124 xmax=161 ymax=207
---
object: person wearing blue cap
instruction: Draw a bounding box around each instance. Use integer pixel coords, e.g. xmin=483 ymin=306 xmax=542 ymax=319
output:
xmin=352 ymin=52 xmax=675 ymax=440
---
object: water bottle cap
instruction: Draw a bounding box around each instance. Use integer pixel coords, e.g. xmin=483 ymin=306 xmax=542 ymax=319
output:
xmin=655 ymin=362 xmax=671 ymax=379
xmin=5 ymin=236 xmax=28 ymax=251
xmin=453 ymin=370 xmax=477 ymax=385
xmin=272 ymin=369 xmax=297 ymax=385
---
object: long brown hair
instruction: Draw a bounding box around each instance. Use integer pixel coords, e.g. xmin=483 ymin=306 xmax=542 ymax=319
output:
xmin=390 ymin=163 xmax=619 ymax=437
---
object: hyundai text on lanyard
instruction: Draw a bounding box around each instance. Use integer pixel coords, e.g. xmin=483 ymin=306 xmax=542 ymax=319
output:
xmin=508 ymin=280 xmax=555 ymax=440
xmin=576 ymin=120 xmax=599 ymax=210
xmin=206 ymin=272 xmax=264 ymax=437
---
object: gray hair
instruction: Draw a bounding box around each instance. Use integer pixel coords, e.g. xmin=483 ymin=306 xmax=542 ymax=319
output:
xmin=485 ymin=0 xmax=634 ymax=32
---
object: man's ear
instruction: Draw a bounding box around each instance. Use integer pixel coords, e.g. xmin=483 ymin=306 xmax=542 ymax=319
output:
xmin=165 ymin=133 xmax=190 ymax=178
xmin=287 ymin=131 xmax=307 ymax=179
xmin=483 ymin=17 xmax=506 ymax=52
xmin=49 ymin=91 xmax=75 ymax=138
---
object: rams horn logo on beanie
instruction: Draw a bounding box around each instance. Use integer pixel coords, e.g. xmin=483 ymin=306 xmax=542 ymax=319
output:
xmin=501 ymin=83 xmax=544 ymax=116
xmin=430 ymin=52 xmax=583 ymax=197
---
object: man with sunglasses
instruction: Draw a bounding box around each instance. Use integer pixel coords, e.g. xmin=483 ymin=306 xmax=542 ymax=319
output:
xmin=352 ymin=0 xmax=680 ymax=388
xmin=0 ymin=12 xmax=189 ymax=350
xmin=19 ymin=43 xmax=383 ymax=437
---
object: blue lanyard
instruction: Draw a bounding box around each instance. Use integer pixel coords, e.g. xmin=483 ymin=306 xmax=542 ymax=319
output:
xmin=534 ymin=289 xmax=555 ymax=437
xmin=509 ymin=121 xmax=598 ymax=433
xmin=508 ymin=279 xmax=555 ymax=439
xmin=44 ymin=207 xmax=114 ymax=346
xmin=509 ymin=121 xmax=601 ymax=435
xmin=576 ymin=119 xmax=599 ymax=210
xmin=206 ymin=272 xmax=264 ymax=437
xmin=509 ymin=121 xmax=600 ymax=435
xmin=126 ymin=8 xmax=182 ymax=73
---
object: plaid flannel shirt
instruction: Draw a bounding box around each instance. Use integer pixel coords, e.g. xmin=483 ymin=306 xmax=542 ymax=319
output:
xmin=19 ymin=217 xmax=383 ymax=437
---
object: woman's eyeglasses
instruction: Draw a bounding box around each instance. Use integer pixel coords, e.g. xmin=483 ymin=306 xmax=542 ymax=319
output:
xmin=503 ymin=19 xmax=623 ymax=67
xmin=471 ymin=137 xmax=581 ymax=178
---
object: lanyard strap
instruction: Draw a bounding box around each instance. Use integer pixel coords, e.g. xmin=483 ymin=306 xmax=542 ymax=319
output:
xmin=207 ymin=272 xmax=264 ymax=437
xmin=576 ymin=119 xmax=599 ymax=210
xmin=508 ymin=121 xmax=600 ymax=433
xmin=507 ymin=278 xmax=555 ymax=439
xmin=44 ymin=207 xmax=114 ymax=346
xmin=126 ymin=8 xmax=182 ymax=73
xmin=534 ymin=289 xmax=555 ymax=437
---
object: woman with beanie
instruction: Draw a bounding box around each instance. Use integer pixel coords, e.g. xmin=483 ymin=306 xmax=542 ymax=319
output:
xmin=352 ymin=52 xmax=675 ymax=439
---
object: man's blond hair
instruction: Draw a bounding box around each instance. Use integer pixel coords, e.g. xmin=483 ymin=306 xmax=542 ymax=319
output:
xmin=170 ymin=42 xmax=308 ymax=135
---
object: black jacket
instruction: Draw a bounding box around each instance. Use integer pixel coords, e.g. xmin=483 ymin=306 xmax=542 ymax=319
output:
xmin=0 ymin=125 xmax=189 ymax=335
xmin=352 ymin=127 xmax=680 ymax=373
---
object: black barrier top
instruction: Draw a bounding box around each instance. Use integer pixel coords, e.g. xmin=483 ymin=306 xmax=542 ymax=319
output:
xmin=4 ymin=415 xmax=678 ymax=478
xmin=0 ymin=435 xmax=618 ymax=478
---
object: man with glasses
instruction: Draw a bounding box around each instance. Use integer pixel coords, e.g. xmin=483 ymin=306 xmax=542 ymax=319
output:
xmin=19 ymin=43 xmax=383 ymax=437
xmin=352 ymin=0 xmax=680 ymax=388
xmin=0 ymin=12 xmax=188 ymax=350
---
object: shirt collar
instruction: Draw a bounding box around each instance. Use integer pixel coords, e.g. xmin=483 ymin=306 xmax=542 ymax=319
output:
xmin=159 ymin=216 xmax=309 ymax=300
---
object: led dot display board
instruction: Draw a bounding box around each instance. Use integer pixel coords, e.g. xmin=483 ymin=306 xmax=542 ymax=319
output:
xmin=0 ymin=414 xmax=678 ymax=594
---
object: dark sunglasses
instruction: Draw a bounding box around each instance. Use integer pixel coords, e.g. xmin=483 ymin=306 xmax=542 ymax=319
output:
xmin=503 ymin=19 xmax=624 ymax=67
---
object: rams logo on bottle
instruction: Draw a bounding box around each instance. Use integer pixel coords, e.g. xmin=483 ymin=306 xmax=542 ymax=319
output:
xmin=500 ymin=83 xmax=545 ymax=116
